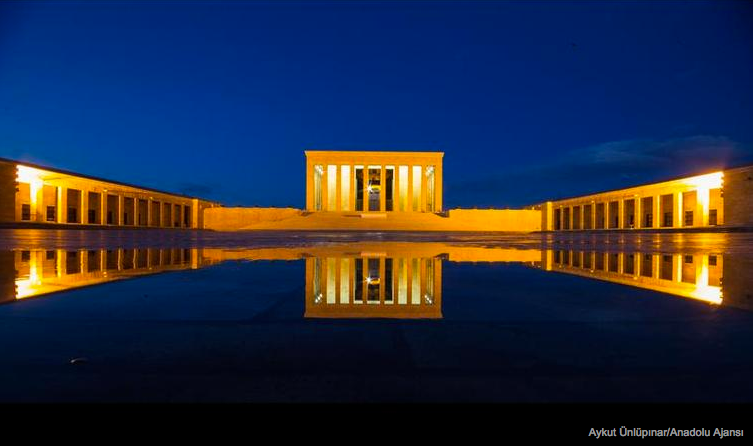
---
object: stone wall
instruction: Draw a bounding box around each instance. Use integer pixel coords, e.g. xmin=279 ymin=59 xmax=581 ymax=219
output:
xmin=723 ymin=165 xmax=753 ymax=228
xmin=203 ymin=207 xmax=302 ymax=230
xmin=446 ymin=209 xmax=541 ymax=232
xmin=722 ymin=252 xmax=753 ymax=311
xmin=0 ymin=161 xmax=16 ymax=223
xmin=202 ymin=207 xmax=542 ymax=231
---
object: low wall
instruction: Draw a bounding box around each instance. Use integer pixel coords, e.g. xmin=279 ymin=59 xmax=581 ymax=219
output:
xmin=203 ymin=207 xmax=302 ymax=230
xmin=203 ymin=207 xmax=542 ymax=231
xmin=446 ymin=209 xmax=541 ymax=232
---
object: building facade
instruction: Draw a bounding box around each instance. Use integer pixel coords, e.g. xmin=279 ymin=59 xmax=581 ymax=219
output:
xmin=0 ymin=157 xmax=218 ymax=229
xmin=305 ymin=151 xmax=443 ymax=213
xmin=538 ymin=165 xmax=753 ymax=231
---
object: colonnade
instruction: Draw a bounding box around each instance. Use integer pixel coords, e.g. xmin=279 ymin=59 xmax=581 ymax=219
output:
xmin=546 ymin=172 xmax=724 ymax=231
xmin=14 ymin=164 xmax=203 ymax=228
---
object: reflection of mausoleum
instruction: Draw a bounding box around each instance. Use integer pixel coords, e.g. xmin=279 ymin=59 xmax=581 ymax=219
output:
xmin=305 ymin=254 xmax=442 ymax=319
xmin=305 ymin=151 xmax=443 ymax=212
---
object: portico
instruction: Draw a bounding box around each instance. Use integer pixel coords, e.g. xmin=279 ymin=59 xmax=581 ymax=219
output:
xmin=305 ymin=151 xmax=443 ymax=213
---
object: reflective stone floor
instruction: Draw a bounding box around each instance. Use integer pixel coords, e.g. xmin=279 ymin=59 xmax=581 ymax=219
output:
xmin=0 ymin=229 xmax=752 ymax=402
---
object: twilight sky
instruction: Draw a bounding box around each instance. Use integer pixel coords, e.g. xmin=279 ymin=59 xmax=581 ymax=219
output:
xmin=1 ymin=0 xmax=752 ymax=208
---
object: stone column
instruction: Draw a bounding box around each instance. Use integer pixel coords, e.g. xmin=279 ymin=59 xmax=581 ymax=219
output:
xmin=335 ymin=165 xmax=342 ymax=212
xmin=57 ymin=187 xmax=67 ymax=223
xmin=394 ymin=165 xmax=401 ymax=212
xmin=118 ymin=195 xmax=124 ymax=225
xmin=380 ymin=165 xmax=386 ymax=212
xmin=699 ymin=188 xmax=709 ymax=227
xmin=81 ymin=190 xmax=88 ymax=225
xmin=362 ymin=168 xmax=369 ymax=212
xmin=351 ymin=165 xmax=357 ymax=212
xmin=674 ymin=192 xmax=683 ymax=228
xmin=31 ymin=181 xmax=43 ymax=222
xmin=435 ymin=162 xmax=443 ymax=212
xmin=321 ymin=167 xmax=328 ymax=212
xmin=618 ymin=200 xmax=624 ymax=229
xmin=635 ymin=197 xmax=642 ymax=229
xmin=192 ymin=198 xmax=200 ymax=229
xmin=420 ymin=165 xmax=427 ymax=212
xmin=305 ymin=161 xmax=313 ymax=211
xmin=101 ymin=192 xmax=108 ymax=226
xmin=407 ymin=165 xmax=413 ymax=213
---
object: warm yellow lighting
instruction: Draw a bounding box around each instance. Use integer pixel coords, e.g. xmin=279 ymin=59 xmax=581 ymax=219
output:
xmin=683 ymin=171 xmax=723 ymax=190
xmin=681 ymin=172 xmax=722 ymax=226
xmin=15 ymin=252 xmax=41 ymax=299
xmin=689 ymin=286 xmax=723 ymax=305
xmin=16 ymin=165 xmax=45 ymax=184
xmin=16 ymin=165 xmax=45 ymax=212
xmin=690 ymin=257 xmax=723 ymax=305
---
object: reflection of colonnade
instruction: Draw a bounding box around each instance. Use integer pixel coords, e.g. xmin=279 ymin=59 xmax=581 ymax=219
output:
xmin=3 ymin=248 xmax=200 ymax=303
xmin=538 ymin=249 xmax=724 ymax=305
xmin=2 ymin=242 xmax=752 ymax=313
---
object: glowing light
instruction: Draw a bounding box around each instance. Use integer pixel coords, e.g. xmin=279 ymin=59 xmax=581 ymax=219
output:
xmin=690 ymin=257 xmax=723 ymax=305
xmin=683 ymin=171 xmax=723 ymax=190
xmin=689 ymin=286 xmax=722 ymax=305
xmin=16 ymin=165 xmax=45 ymax=212
xmin=15 ymin=252 xmax=41 ymax=299
xmin=682 ymin=172 xmax=722 ymax=226
xmin=16 ymin=165 xmax=45 ymax=184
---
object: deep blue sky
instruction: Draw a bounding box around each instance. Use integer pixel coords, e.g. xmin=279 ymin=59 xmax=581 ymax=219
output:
xmin=1 ymin=1 xmax=752 ymax=207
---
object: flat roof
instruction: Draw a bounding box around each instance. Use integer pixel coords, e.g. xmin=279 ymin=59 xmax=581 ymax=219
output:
xmin=0 ymin=156 xmax=213 ymax=202
xmin=305 ymin=150 xmax=443 ymax=157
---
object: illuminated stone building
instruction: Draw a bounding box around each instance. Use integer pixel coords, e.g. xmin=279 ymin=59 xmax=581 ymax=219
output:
xmin=538 ymin=165 xmax=753 ymax=231
xmin=304 ymin=151 xmax=444 ymax=213
xmin=0 ymin=157 xmax=218 ymax=228
xmin=2 ymin=153 xmax=752 ymax=231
